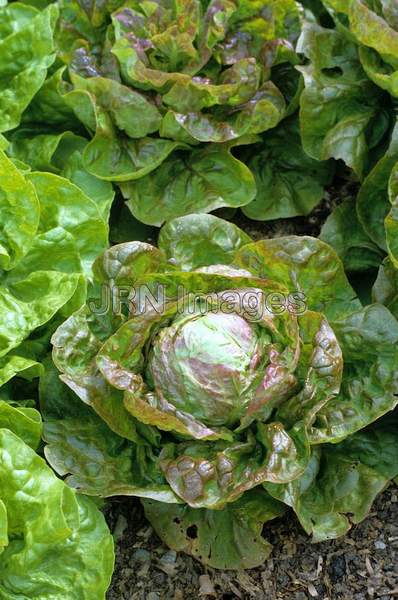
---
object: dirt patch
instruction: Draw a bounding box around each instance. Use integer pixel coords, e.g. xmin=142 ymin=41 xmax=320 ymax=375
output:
xmin=106 ymin=484 xmax=398 ymax=600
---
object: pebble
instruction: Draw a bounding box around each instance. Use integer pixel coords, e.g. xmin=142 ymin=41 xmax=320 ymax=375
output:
xmin=132 ymin=549 xmax=150 ymax=562
xmin=375 ymin=541 xmax=386 ymax=550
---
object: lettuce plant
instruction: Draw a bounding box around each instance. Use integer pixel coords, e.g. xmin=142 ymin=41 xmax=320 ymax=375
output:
xmin=0 ymin=401 xmax=114 ymax=599
xmin=33 ymin=0 xmax=335 ymax=224
xmin=0 ymin=149 xmax=108 ymax=388
xmin=44 ymin=214 xmax=398 ymax=569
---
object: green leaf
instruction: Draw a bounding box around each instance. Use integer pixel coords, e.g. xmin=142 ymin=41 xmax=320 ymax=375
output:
xmin=386 ymin=160 xmax=398 ymax=266
xmin=51 ymin=306 xmax=150 ymax=443
xmin=0 ymin=400 xmax=42 ymax=450
xmin=70 ymin=74 xmax=162 ymax=138
xmin=43 ymin=415 xmax=177 ymax=502
xmin=266 ymin=418 xmax=398 ymax=542
xmin=123 ymin=146 xmax=256 ymax=226
xmin=233 ymin=236 xmax=360 ymax=320
xmin=320 ymin=198 xmax=385 ymax=271
xmin=298 ymin=21 xmax=382 ymax=178
xmin=159 ymin=422 xmax=310 ymax=508
xmin=357 ymin=121 xmax=398 ymax=251
xmin=348 ymin=0 xmax=398 ymax=70
xmin=142 ymin=488 xmax=286 ymax=570
xmin=161 ymin=80 xmax=285 ymax=142
xmin=372 ymin=258 xmax=398 ymax=318
xmin=0 ymin=354 xmax=42 ymax=387
xmin=8 ymin=133 xmax=115 ymax=223
xmin=27 ymin=172 xmax=108 ymax=276
xmin=0 ymin=271 xmax=81 ymax=358
xmin=310 ymin=304 xmax=398 ymax=443
xmin=158 ymin=213 xmax=251 ymax=271
xmin=21 ymin=66 xmax=80 ymax=127
xmin=62 ymin=77 xmax=182 ymax=183
xmin=0 ymin=428 xmax=114 ymax=599
xmin=0 ymin=151 xmax=39 ymax=271
xmin=0 ymin=4 xmax=58 ymax=132
xmin=243 ymin=117 xmax=334 ymax=220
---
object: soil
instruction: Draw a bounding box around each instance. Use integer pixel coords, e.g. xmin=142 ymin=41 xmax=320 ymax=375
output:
xmin=106 ymin=484 xmax=398 ymax=600
xmin=107 ymin=176 xmax=398 ymax=600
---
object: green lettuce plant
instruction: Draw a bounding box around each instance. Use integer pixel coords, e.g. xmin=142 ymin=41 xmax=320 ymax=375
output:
xmin=0 ymin=141 xmax=114 ymax=596
xmin=0 ymin=149 xmax=108 ymax=388
xmin=36 ymin=0 xmax=335 ymax=224
xmin=43 ymin=214 xmax=398 ymax=569
xmin=0 ymin=401 xmax=114 ymax=599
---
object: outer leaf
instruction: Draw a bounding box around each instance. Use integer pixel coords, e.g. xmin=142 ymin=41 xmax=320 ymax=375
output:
xmin=243 ymin=117 xmax=334 ymax=220
xmin=0 ymin=429 xmax=114 ymax=599
xmin=159 ymin=422 xmax=310 ymax=508
xmin=0 ymin=354 xmax=42 ymax=388
xmin=142 ymin=488 xmax=286 ymax=570
xmin=158 ymin=213 xmax=251 ymax=271
xmin=298 ymin=22 xmax=381 ymax=178
xmin=0 ymin=151 xmax=39 ymax=271
xmin=310 ymin=305 xmax=398 ymax=443
xmin=27 ymin=172 xmax=108 ymax=276
xmin=51 ymin=306 xmax=149 ymax=443
xmin=386 ymin=160 xmax=398 ymax=266
xmin=43 ymin=416 xmax=177 ymax=502
xmin=0 ymin=401 xmax=42 ymax=450
xmin=348 ymin=0 xmax=398 ymax=70
xmin=0 ymin=271 xmax=80 ymax=358
xmin=161 ymin=81 xmax=285 ymax=142
xmin=7 ymin=131 xmax=115 ymax=222
xmin=372 ymin=258 xmax=398 ymax=318
xmin=266 ymin=419 xmax=398 ymax=542
xmin=123 ymin=146 xmax=256 ymax=226
xmin=21 ymin=66 xmax=79 ymax=127
xmin=233 ymin=236 xmax=360 ymax=320
xmin=0 ymin=4 xmax=58 ymax=132
xmin=320 ymin=198 xmax=384 ymax=271
xmin=357 ymin=121 xmax=398 ymax=251
xmin=92 ymin=240 xmax=168 ymax=285
xmin=63 ymin=79 xmax=182 ymax=182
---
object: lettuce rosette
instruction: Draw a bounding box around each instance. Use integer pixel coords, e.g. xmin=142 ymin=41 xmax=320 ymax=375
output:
xmin=43 ymin=214 xmax=398 ymax=569
xmin=46 ymin=0 xmax=332 ymax=224
xmin=0 ymin=399 xmax=114 ymax=599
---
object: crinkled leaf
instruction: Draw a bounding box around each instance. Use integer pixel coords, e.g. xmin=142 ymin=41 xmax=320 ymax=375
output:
xmin=0 ymin=401 xmax=41 ymax=450
xmin=243 ymin=117 xmax=334 ymax=220
xmin=21 ymin=66 xmax=80 ymax=127
xmin=0 ymin=428 xmax=114 ymax=599
xmin=0 ymin=4 xmax=58 ymax=132
xmin=160 ymin=422 xmax=310 ymax=508
xmin=372 ymin=258 xmax=398 ymax=318
xmin=357 ymin=121 xmax=398 ymax=251
xmin=0 ymin=150 xmax=39 ymax=271
xmin=8 ymin=132 xmax=114 ymax=222
xmin=320 ymin=198 xmax=385 ymax=271
xmin=267 ymin=419 xmax=398 ymax=542
xmin=233 ymin=236 xmax=360 ymax=320
xmin=43 ymin=416 xmax=177 ymax=502
xmin=310 ymin=304 xmax=398 ymax=443
xmin=298 ymin=22 xmax=382 ymax=178
xmin=142 ymin=488 xmax=286 ymax=570
xmin=386 ymin=160 xmax=398 ymax=266
xmin=161 ymin=81 xmax=285 ymax=142
xmin=123 ymin=146 xmax=256 ymax=226
xmin=51 ymin=306 xmax=151 ymax=443
xmin=0 ymin=354 xmax=42 ymax=388
xmin=158 ymin=213 xmax=251 ymax=271
xmin=27 ymin=172 xmax=108 ymax=276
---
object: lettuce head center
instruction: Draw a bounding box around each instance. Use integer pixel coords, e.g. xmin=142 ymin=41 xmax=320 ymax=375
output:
xmin=147 ymin=311 xmax=263 ymax=426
